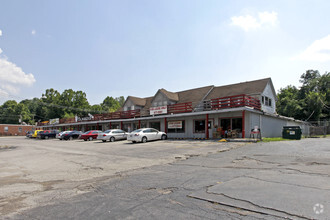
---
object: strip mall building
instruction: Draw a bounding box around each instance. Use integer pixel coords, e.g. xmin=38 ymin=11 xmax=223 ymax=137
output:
xmin=39 ymin=78 xmax=308 ymax=138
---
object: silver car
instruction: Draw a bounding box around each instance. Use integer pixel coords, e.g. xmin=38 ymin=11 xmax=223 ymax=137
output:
xmin=97 ymin=129 xmax=127 ymax=142
xmin=127 ymin=128 xmax=167 ymax=143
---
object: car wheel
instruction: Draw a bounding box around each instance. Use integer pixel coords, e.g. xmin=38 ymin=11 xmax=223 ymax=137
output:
xmin=161 ymin=134 xmax=167 ymax=140
xmin=102 ymin=140 xmax=106 ymax=142
xmin=142 ymin=136 xmax=147 ymax=143
xmin=45 ymin=136 xmax=49 ymax=140
xmin=69 ymin=136 xmax=73 ymax=141
xmin=110 ymin=137 xmax=115 ymax=142
xmin=84 ymin=139 xmax=87 ymax=141
xmin=88 ymin=137 xmax=93 ymax=141
xmin=132 ymin=141 xmax=136 ymax=143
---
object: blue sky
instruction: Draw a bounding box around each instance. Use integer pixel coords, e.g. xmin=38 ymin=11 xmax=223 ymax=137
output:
xmin=1 ymin=0 xmax=330 ymax=105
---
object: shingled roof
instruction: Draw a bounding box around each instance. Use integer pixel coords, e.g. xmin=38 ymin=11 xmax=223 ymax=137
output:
xmin=126 ymin=96 xmax=147 ymax=106
xmin=205 ymin=78 xmax=272 ymax=100
xmin=159 ymin=89 xmax=179 ymax=101
xmin=176 ymin=85 xmax=214 ymax=108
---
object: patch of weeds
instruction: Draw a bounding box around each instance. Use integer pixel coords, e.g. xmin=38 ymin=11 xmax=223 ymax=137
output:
xmin=261 ymin=137 xmax=296 ymax=142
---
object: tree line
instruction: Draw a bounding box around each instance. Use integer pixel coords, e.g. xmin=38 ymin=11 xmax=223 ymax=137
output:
xmin=276 ymin=70 xmax=329 ymax=121
xmin=0 ymin=88 xmax=125 ymax=125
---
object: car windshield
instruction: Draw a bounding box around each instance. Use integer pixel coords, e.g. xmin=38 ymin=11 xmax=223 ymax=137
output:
xmin=83 ymin=131 xmax=90 ymax=134
xmin=104 ymin=130 xmax=111 ymax=133
xmin=132 ymin=129 xmax=143 ymax=133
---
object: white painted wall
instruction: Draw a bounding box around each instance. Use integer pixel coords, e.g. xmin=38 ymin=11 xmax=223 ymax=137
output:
xmin=261 ymin=82 xmax=276 ymax=114
xmin=246 ymin=112 xmax=307 ymax=138
xmin=123 ymin=99 xmax=134 ymax=111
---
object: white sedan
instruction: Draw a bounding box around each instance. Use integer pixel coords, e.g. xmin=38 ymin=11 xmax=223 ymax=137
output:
xmin=97 ymin=129 xmax=127 ymax=142
xmin=127 ymin=128 xmax=167 ymax=143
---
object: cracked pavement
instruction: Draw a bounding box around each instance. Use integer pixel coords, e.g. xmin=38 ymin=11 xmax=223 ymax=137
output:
xmin=1 ymin=137 xmax=329 ymax=219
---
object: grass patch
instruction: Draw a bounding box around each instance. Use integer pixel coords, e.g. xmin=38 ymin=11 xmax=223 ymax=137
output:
xmin=261 ymin=137 xmax=296 ymax=142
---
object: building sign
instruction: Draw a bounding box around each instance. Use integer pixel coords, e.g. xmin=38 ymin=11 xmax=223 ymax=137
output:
xmin=150 ymin=106 xmax=167 ymax=115
xmin=75 ymin=113 xmax=94 ymax=122
xmin=168 ymin=121 xmax=182 ymax=129
xmin=49 ymin=118 xmax=59 ymax=125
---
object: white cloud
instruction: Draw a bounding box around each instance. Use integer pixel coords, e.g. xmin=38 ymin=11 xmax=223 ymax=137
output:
xmin=0 ymin=57 xmax=36 ymax=95
xmin=0 ymin=29 xmax=2 ymax=36
xmin=293 ymin=34 xmax=330 ymax=62
xmin=0 ymin=48 xmax=2 ymax=54
xmin=230 ymin=11 xmax=278 ymax=31
xmin=31 ymin=30 xmax=36 ymax=35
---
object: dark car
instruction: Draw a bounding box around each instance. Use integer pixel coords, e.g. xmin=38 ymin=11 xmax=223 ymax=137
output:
xmin=80 ymin=130 xmax=102 ymax=141
xmin=62 ymin=131 xmax=82 ymax=140
xmin=26 ymin=131 xmax=33 ymax=138
xmin=38 ymin=130 xmax=59 ymax=139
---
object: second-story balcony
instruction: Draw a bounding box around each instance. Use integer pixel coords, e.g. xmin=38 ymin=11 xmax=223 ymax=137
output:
xmin=203 ymin=94 xmax=261 ymax=111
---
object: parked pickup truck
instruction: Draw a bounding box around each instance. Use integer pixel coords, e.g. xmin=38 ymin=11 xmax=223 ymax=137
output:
xmin=37 ymin=130 xmax=59 ymax=139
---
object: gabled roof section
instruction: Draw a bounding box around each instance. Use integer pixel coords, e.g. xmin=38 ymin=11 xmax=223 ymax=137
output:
xmin=159 ymin=89 xmax=179 ymax=101
xmin=125 ymin=96 xmax=147 ymax=107
xmin=205 ymin=78 xmax=271 ymax=100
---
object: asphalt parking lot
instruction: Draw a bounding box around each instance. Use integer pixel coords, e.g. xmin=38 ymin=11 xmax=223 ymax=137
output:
xmin=1 ymin=137 xmax=330 ymax=219
xmin=0 ymin=136 xmax=243 ymax=218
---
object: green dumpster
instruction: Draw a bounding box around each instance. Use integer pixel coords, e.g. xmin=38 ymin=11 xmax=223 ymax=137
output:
xmin=282 ymin=126 xmax=302 ymax=140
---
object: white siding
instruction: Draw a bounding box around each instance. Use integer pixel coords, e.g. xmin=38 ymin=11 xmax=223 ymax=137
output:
xmin=247 ymin=112 xmax=307 ymax=138
xmin=151 ymin=92 xmax=170 ymax=107
xmin=261 ymin=82 xmax=276 ymax=114
xmin=123 ymin=99 xmax=134 ymax=111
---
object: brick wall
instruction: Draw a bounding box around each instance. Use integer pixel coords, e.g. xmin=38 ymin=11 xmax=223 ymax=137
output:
xmin=0 ymin=124 xmax=34 ymax=136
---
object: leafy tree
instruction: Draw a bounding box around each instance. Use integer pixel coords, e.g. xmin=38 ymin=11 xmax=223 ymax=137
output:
xmin=15 ymin=103 xmax=33 ymax=124
xmin=41 ymin=88 xmax=61 ymax=119
xmin=116 ymin=96 xmax=125 ymax=107
xmin=101 ymin=96 xmax=121 ymax=112
xmin=276 ymin=86 xmax=303 ymax=118
xmin=90 ymin=104 xmax=103 ymax=114
xmin=304 ymin=91 xmax=326 ymax=121
xmin=0 ymin=100 xmax=19 ymax=124
xmin=277 ymin=70 xmax=330 ymax=121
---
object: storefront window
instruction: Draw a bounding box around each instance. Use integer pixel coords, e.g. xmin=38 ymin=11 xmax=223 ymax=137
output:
xmin=123 ymin=124 xmax=131 ymax=132
xmin=167 ymin=120 xmax=185 ymax=133
xmin=232 ymin=118 xmax=242 ymax=131
xmin=111 ymin=123 xmax=120 ymax=129
xmin=150 ymin=121 xmax=161 ymax=131
xmin=4 ymin=127 xmax=8 ymax=132
xmin=140 ymin=122 xmax=147 ymax=128
xmin=194 ymin=120 xmax=205 ymax=133
xmin=220 ymin=119 xmax=231 ymax=131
